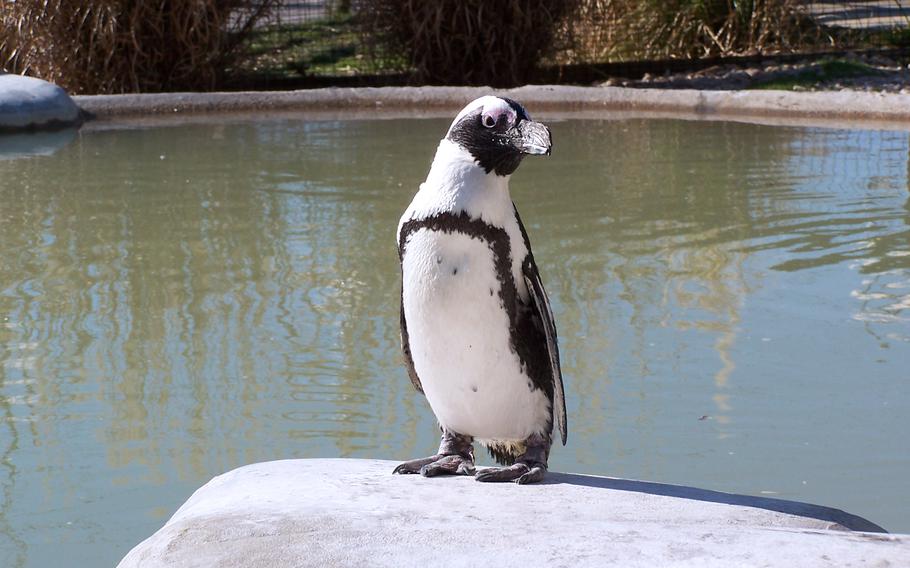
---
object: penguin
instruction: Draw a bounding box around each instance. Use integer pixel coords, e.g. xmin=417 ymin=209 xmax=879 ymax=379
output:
xmin=393 ymin=95 xmax=567 ymax=484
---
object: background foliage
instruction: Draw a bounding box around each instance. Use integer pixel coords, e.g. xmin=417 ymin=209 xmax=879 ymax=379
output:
xmin=0 ymin=0 xmax=278 ymax=94
xmin=1 ymin=0 xmax=906 ymax=93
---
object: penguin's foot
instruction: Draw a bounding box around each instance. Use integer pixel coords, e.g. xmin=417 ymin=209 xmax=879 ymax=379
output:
xmin=392 ymin=454 xmax=476 ymax=477
xmin=392 ymin=429 xmax=475 ymax=477
xmin=476 ymin=432 xmax=550 ymax=484
xmin=475 ymin=461 xmax=547 ymax=484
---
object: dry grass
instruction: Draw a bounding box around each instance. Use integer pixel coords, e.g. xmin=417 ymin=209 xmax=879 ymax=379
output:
xmin=356 ymin=1 xmax=836 ymax=84
xmin=0 ymin=0 xmax=279 ymax=94
xmin=0 ymin=1 xmax=876 ymax=92
xmin=358 ymin=0 xmax=579 ymax=86
xmin=558 ymin=0 xmax=833 ymax=64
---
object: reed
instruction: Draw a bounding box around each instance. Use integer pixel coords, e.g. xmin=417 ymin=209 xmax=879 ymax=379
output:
xmin=357 ymin=0 xmax=579 ymax=86
xmin=0 ymin=0 xmax=278 ymax=94
xmin=559 ymin=0 xmax=832 ymax=64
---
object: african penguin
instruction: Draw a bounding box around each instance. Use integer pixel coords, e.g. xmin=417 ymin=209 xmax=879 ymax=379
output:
xmin=393 ymin=96 xmax=567 ymax=484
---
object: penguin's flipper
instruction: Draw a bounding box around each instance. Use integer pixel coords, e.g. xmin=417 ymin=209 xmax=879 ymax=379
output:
xmin=399 ymin=294 xmax=423 ymax=393
xmin=523 ymin=262 xmax=568 ymax=446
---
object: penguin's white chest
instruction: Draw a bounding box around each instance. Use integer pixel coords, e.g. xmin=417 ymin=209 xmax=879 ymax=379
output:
xmin=401 ymin=228 xmax=550 ymax=441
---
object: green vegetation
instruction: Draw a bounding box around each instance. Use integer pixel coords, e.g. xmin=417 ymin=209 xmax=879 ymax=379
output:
xmin=234 ymin=13 xmax=372 ymax=79
xmin=751 ymin=59 xmax=883 ymax=90
xmin=880 ymin=27 xmax=910 ymax=48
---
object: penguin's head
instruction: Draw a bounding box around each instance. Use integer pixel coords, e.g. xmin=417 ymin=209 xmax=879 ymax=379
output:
xmin=445 ymin=96 xmax=551 ymax=177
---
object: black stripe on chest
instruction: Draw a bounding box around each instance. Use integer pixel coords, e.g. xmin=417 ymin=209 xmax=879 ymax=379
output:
xmin=399 ymin=211 xmax=551 ymax=399
xmin=398 ymin=212 xmax=517 ymax=319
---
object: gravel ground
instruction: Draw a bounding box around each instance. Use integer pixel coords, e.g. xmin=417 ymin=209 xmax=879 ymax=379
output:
xmin=603 ymin=53 xmax=910 ymax=93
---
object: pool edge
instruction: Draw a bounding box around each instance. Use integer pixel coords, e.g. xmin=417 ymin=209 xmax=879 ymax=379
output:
xmin=73 ymin=85 xmax=910 ymax=131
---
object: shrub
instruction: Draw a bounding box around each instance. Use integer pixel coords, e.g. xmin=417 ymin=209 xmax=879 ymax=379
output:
xmin=0 ymin=0 xmax=279 ymax=94
xmin=560 ymin=0 xmax=830 ymax=64
xmin=357 ymin=0 xmax=580 ymax=86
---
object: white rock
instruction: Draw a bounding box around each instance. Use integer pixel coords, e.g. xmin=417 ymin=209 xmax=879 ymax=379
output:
xmin=118 ymin=458 xmax=908 ymax=568
xmin=0 ymin=73 xmax=81 ymax=131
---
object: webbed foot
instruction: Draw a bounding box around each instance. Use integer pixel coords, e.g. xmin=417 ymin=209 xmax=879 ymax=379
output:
xmin=475 ymin=462 xmax=547 ymax=484
xmin=392 ymin=429 xmax=475 ymax=478
xmin=476 ymin=432 xmax=550 ymax=484
xmin=393 ymin=454 xmax=476 ymax=477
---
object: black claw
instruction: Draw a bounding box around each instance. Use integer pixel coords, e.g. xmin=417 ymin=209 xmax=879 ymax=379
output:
xmin=515 ymin=466 xmax=546 ymax=485
xmin=456 ymin=462 xmax=476 ymax=476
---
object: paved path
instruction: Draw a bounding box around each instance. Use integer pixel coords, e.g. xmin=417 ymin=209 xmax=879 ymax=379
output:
xmin=801 ymin=0 xmax=910 ymax=29
xmin=262 ymin=1 xmax=910 ymax=30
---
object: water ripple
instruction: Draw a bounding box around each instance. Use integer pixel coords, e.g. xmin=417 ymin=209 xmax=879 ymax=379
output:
xmin=0 ymin=117 xmax=908 ymax=568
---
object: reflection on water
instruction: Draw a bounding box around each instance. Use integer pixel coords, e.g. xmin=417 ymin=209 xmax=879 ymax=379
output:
xmin=0 ymin=117 xmax=908 ymax=566
xmin=0 ymin=128 xmax=77 ymax=161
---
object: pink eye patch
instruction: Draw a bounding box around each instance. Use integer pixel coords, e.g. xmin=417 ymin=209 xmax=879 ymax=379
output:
xmin=481 ymin=99 xmax=517 ymax=128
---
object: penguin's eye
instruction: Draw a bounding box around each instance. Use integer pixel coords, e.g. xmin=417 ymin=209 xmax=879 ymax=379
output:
xmin=481 ymin=114 xmax=497 ymax=128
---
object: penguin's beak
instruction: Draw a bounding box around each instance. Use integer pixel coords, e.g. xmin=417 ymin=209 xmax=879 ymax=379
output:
xmin=515 ymin=120 xmax=552 ymax=156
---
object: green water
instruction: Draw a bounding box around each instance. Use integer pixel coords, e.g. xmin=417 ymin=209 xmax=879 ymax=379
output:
xmin=0 ymin=116 xmax=908 ymax=566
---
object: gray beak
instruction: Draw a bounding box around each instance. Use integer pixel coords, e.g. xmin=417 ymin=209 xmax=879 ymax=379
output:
xmin=516 ymin=120 xmax=552 ymax=156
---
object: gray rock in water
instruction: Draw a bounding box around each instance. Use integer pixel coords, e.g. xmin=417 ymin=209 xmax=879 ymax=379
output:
xmin=117 ymin=458 xmax=908 ymax=568
xmin=0 ymin=73 xmax=82 ymax=132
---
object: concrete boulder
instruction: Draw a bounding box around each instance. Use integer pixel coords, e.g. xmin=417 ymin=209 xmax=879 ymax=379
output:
xmin=117 ymin=458 xmax=909 ymax=568
xmin=0 ymin=73 xmax=82 ymax=131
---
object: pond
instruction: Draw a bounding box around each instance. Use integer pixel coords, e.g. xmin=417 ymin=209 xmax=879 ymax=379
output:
xmin=1 ymin=114 xmax=908 ymax=567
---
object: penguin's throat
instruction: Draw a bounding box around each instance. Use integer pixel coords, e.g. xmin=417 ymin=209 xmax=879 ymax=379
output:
xmin=422 ymin=139 xmax=513 ymax=223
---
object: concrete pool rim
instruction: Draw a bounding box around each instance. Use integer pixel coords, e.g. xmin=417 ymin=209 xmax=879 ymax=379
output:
xmin=71 ymin=84 xmax=910 ymax=130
